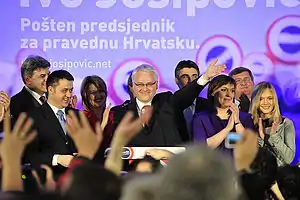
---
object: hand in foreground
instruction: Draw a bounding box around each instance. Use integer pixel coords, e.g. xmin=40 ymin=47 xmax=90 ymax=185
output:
xmin=66 ymin=110 xmax=103 ymax=160
xmin=145 ymin=149 xmax=174 ymax=160
xmin=0 ymin=112 xmax=37 ymax=165
xmin=57 ymin=155 xmax=74 ymax=167
xmin=234 ymin=129 xmax=258 ymax=171
xmin=239 ymin=94 xmax=250 ymax=113
xmin=32 ymin=164 xmax=56 ymax=192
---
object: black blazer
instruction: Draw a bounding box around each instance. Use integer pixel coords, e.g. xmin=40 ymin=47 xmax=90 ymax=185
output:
xmin=24 ymin=103 xmax=78 ymax=178
xmin=174 ymin=96 xmax=211 ymax=142
xmin=108 ymin=79 xmax=205 ymax=147
xmin=0 ymin=87 xmax=42 ymax=132
xmin=10 ymin=87 xmax=41 ymax=118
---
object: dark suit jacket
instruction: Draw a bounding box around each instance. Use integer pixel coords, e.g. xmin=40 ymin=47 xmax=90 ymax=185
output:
xmin=10 ymin=87 xmax=42 ymax=118
xmin=24 ymin=103 xmax=78 ymax=179
xmin=106 ymin=79 xmax=205 ymax=147
xmin=193 ymin=110 xmax=255 ymax=155
xmin=175 ymin=96 xmax=212 ymax=142
xmin=0 ymin=87 xmax=42 ymax=132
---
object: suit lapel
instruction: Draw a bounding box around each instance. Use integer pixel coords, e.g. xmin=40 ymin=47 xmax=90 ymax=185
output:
xmin=128 ymin=99 xmax=139 ymax=118
xmin=21 ymin=87 xmax=41 ymax=108
xmin=42 ymin=103 xmax=68 ymax=141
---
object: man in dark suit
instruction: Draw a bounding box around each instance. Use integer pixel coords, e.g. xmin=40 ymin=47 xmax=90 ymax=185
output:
xmin=174 ymin=60 xmax=212 ymax=141
xmin=10 ymin=55 xmax=50 ymax=118
xmin=24 ymin=70 xmax=78 ymax=179
xmin=107 ymin=60 xmax=225 ymax=147
xmin=229 ymin=67 xmax=255 ymax=113
xmin=0 ymin=56 xmax=50 ymax=132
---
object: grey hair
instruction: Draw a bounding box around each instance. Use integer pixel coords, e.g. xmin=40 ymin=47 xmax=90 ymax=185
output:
xmin=158 ymin=144 xmax=241 ymax=200
xmin=121 ymin=144 xmax=243 ymax=200
xmin=21 ymin=55 xmax=50 ymax=84
xmin=121 ymin=176 xmax=160 ymax=200
xmin=131 ymin=64 xmax=158 ymax=82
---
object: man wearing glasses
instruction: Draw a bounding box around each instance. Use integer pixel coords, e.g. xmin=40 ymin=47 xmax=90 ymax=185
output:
xmin=229 ymin=67 xmax=255 ymax=112
xmin=106 ymin=60 xmax=225 ymax=147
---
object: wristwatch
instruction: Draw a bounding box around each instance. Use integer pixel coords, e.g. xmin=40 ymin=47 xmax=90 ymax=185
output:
xmin=234 ymin=121 xmax=241 ymax=126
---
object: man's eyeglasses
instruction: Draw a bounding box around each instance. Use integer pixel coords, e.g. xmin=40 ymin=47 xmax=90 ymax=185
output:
xmin=235 ymin=77 xmax=252 ymax=85
xmin=133 ymin=81 xmax=157 ymax=88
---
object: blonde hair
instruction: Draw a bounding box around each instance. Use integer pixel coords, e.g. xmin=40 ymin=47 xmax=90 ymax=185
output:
xmin=250 ymin=82 xmax=281 ymax=126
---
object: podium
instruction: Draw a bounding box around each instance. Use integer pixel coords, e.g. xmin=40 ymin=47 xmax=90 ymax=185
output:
xmin=104 ymin=147 xmax=186 ymax=159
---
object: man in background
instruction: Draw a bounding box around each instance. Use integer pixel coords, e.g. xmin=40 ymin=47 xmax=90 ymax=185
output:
xmin=229 ymin=67 xmax=255 ymax=113
xmin=174 ymin=60 xmax=210 ymax=140
xmin=10 ymin=55 xmax=50 ymax=118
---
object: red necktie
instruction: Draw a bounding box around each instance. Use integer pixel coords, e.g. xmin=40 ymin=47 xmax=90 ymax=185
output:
xmin=141 ymin=105 xmax=152 ymax=126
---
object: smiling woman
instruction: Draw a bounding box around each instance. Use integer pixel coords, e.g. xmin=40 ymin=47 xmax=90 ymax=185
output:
xmin=80 ymin=75 xmax=107 ymax=130
xmin=249 ymin=82 xmax=296 ymax=166
xmin=193 ymin=75 xmax=255 ymax=155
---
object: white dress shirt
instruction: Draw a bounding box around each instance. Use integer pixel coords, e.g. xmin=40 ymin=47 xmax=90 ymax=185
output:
xmin=136 ymin=98 xmax=152 ymax=116
xmin=24 ymin=86 xmax=46 ymax=105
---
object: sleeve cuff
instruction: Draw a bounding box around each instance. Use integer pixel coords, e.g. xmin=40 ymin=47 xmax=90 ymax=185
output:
xmin=52 ymin=154 xmax=59 ymax=166
xmin=269 ymin=133 xmax=281 ymax=145
xmin=197 ymin=76 xmax=209 ymax=86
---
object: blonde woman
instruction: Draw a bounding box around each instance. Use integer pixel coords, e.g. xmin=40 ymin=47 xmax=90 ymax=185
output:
xmin=250 ymin=82 xmax=295 ymax=166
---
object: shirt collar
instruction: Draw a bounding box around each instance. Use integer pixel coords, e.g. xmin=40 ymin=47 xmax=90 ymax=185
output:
xmin=234 ymin=99 xmax=240 ymax=106
xmin=24 ymin=86 xmax=46 ymax=105
xmin=136 ymin=98 xmax=152 ymax=110
xmin=48 ymin=102 xmax=66 ymax=116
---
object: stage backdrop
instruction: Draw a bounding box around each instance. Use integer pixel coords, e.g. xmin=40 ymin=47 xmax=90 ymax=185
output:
xmin=1 ymin=0 xmax=300 ymax=163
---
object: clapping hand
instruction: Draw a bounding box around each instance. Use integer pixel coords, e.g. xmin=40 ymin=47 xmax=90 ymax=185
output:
xmin=229 ymin=103 xmax=240 ymax=123
xmin=69 ymin=95 xmax=78 ymax=109
xmin=258 ymin=118 xmax=265 ymax=139
xmin=0 ymin=91 xmax=10 ymax=122
xmin=239 ymin=94 xmax=250 ymax=113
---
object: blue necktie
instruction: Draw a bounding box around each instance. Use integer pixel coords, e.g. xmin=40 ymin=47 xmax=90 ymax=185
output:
xmin=184 ymin=103 xmax=195 ymax=137
xmin=56 ymin=110 xmax=66 ymax=134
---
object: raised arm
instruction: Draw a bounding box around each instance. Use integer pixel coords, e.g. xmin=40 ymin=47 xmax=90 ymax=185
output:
xmin=171 ymin=59 xmax=226 ymax=110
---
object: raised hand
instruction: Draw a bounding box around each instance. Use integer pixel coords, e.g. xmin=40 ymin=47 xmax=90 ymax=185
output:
xmin=258 ymin=118 xmax=265 ymax=139
xmin=234 ymin=129 xmax=259 ymax=171
xmin=0 ymin=112 xmax=37 ymax=164
xmin=112 ymin=111 xmax=144 ymax=146
xmin=202 ymin=58 xmax=226 ymax=80
xmin=101 ymin=105 xmax=111 ymax=131
xmin=69 ymin=95 xmax=78 ymax=109
xmin=66 ymin=110 xmax=103 ymax=159
xmin=239 ymin=94 xmax=250 ymax=113
xmin=145 ymin=149 xmax=174 ymax=160
xmin=105 ymin=110 xmax=147 ymax=175
xmin=32 ymin=164 xmax=56 ymax=192
xmin=0 ymin=113 xmax=37 ymax=192
xmin=0 ymin=91 xmax=10 ymax=122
